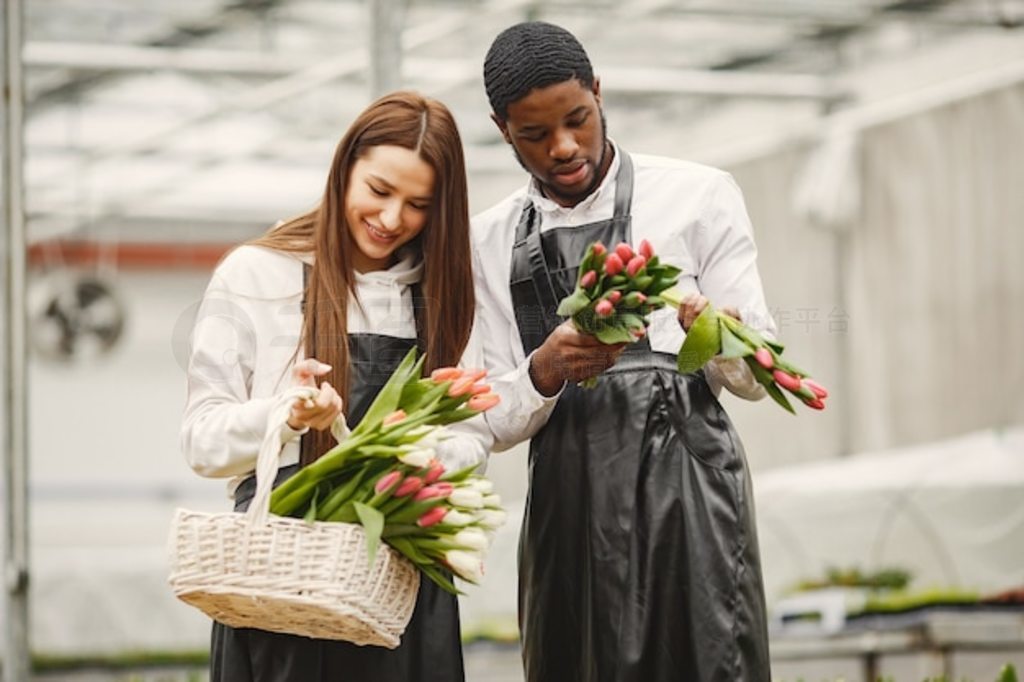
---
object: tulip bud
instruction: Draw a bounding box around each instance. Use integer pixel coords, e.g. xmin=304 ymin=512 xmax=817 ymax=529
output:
xmin=398 ymin=447 xmax=435 ymax=468
xmin=608 ymin=290 xmax=622 ymax=304
xmin=432 ymin=482 xmax=454 ymax=496
xmin=622 ymin=292 xmax=647 ymax=308
xmin=604 ymin=253 xmax=624 ymax=276
xmin=482 ymin=493 xmax=502 ymax=509
xmin=453 ymin=527 xmax=490 ymax=551
xmin=394 ymin=476 xmax=424 ymax=498
xmin=754 ymin=348 xmax=774 ymax=370
xmin=445 ymin=550 xmax=485 ymax=583
xmin=424 ymin=460 xmax=446 ymax=484
xmin=632 ymin=327 xmax=647 ymax=339
xmin=449 ymin=487 xmax=485 ymax=509
xmin=414 ymin=484 xmax=449 ymax=502
xmin=374 ymin=470 xmax=402 ymax=495
xmin=443 ymin=509 xmax=476 ymax=526
xmin=467 ymin=478 xmax=494 ymax=493
xmin=626 ymin=255 xmax=647 ymax=277
xmin=431 ymin=367 xmax=462 ymax=382
xmin=591 ymin=242 xmax=607 ymax=256
xmin=476 ymin=508 xmax=507 ymax=530
xmin=470 ymin=382 xmax=492 ymax=396
xmin=448 ymin=376 xmax=477 ymax=397
xmin=416 ymin=506 xmax=447 ymax=528
xmin=614 ymin=242 xmax=634 ymax=262
xmin=804 ymin=398 xmax=826 ymax=411
xmin=772 ymin=370 xmax=802 ymax=393
xmin=468 ymin=392 xmax=501 ymax=411
xmin=803 ymin=378 xmax=829 ymax=399
xmin=383 ymin=409 xmax=406 ymax=426
xmin=638 ymin=239 xmax=654 ymax=260
xmin=595 ymin=300 xmax=614 ymax=317
xmin=580 ymin=270 xmax=598 ymax=289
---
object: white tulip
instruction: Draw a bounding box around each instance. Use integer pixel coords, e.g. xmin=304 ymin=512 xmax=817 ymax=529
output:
xmin=452 ymin=527 xmax=490 ymax=551
xmin=398 ymin=447 xmax=435 ymax=468
xmin=448 ymin=487 xmax=485 ymax=509
xmin=442 ymin=509 xmax=476 ymax=527
xmin=467 ymin=478 xmax=494 ymax=494
xmin=476 ymin=508 xmax=507 ymax=530
xmin=445 ymin=550 xmax=485 ymax=583
xmin=482 ymin=494 xmax=502 ymax=509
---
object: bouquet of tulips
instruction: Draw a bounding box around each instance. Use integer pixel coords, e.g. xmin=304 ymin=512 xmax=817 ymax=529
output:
xmin=557 ymin=239 xmax=828 ymax=413
xmin=268 ymin=348 xmax=506 ymax=593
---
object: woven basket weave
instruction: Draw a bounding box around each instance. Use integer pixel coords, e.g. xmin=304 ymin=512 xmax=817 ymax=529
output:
xmin=168 ymin=388 xmax=420 ymax=648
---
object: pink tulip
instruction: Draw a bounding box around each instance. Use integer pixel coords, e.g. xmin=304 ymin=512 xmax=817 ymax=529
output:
xmin=754 ymin=348 xmax=774 ymax=370
xmin=448 ymin=376 xmax=477 ymax=397
xmin=468 ymin=392 xmax=501 ymax=411
xmin=424 ymin=460 xmax=446 ymax=484
xmin=638 ymin=239 xmax=654 ymax=260
xmin=614 ymin=242 xmax=634 ymax=262
xmin=772 ymin=370 xmax=802 ymax=392
xmin=394 ymin=476 xmax=424 ymax=498
xmin=470 ymin=382 xmax=492 ymax=395
xmin=416 ymin=506 xmax=448 ymax=528
xmin=431 ymin=367 xmax=462 ymax=382
xmin=803 ymin=378 xmax=829 ymax=399
xmin=382 ymin=409 xmax=406 ymax=426
xmin=604 ymin=253 xmax=624 ymax=276
xmin=608 ymin=291 xmax=622 ymax=303
xmin=591 ymin=242 xmax=607 ymax=256
xmin=374 ymin=470 xmax=402 ymax=495
xmin=414 ymin=484 xmax=449 ymax=502
xmin=626 ymin=255 xmax=647 ymax=277
xmin=595 ymin=300 xmax=614 ymax=317
xmin=632 ymin=327 xmax=647 ymax=339
xmin=580 ymin=270 xmax=597 ymax=289
xmin=804 ymin=398 xmax=826 ymax=411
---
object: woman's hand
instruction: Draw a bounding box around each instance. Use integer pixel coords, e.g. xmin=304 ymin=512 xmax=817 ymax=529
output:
xmin=287 ymin=358 xmax=344 ymax=431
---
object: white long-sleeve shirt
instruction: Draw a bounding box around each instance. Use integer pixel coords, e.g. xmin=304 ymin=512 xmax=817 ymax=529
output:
xmin=181 ymin=244 xmax=492 ymax=495
xmin=471 ymin=144 xmax=776 ymax=451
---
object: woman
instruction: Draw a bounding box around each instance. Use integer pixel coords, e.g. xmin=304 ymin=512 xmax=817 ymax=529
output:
xmin=181 ymin=91 xmax=489 ymax=682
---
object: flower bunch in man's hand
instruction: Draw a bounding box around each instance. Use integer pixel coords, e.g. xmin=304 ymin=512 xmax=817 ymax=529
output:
xmin=556 ymin=239 xmax=828 ymax=412
xmin=268 ymin=348 xmax=505 ymax=593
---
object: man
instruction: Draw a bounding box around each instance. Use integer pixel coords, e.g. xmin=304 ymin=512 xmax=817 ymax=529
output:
xmin=472 ymin=21 xmax=775 ymax=682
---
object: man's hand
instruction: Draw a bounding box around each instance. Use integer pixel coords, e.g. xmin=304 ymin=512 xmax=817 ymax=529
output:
xmin=677 ymin=293 xmax=740 ymax=331
xmin=529 ymin=321 xmax=626 ymax=396
xmin=288 ymin=358 xmax=344 ymax=431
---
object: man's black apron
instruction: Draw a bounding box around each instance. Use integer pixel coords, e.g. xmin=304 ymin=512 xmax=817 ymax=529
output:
xmin=210 ymin=271 xmax=464 ymax=682
xmin=510 ymin=153 xmax=771 ymax=682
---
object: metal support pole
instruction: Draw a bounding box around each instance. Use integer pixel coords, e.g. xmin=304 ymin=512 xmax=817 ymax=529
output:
xmin=2 ymin=0 xmax=31 ymax=678
xmin=369 ymin=0 xmax=404 ymax=98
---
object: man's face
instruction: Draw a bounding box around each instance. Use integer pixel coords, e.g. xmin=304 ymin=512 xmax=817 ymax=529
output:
xmin=494 ymin=78 xmax=610 ymax=208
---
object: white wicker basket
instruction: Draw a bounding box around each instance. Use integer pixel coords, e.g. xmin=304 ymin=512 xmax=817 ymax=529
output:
xmin=168 ymin=388 xmax=420 ymax=648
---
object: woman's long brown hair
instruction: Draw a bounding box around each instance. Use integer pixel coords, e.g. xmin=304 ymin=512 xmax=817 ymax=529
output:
xmin=250 ymin=91 xmax=475 ymax=462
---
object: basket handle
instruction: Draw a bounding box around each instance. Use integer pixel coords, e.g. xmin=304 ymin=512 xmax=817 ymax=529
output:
xmin=246 ymin=385 xmax=317 ymax=526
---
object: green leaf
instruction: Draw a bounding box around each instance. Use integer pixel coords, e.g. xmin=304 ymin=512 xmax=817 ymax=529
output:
xmin=618 ymin=313 xmax=646 ymax=333
xmin=746 ymin=356 xmax=796 ymax=415
xmin=418 ymin=563 xmax=462 ymax=596
xmin=676 ymin=306 xmax=721 ymax=373
xmin=556 ymin=287 xmax=592 ymax=317
xmin=386 ymin=536 xmax=431 ymax=564
xmin=353 ymin=501 xmax=385 ymax=566
xmin=352 ymin=347 xmax=422 ymax=436
xmin=595 ymin=324 xmax=634 ymax=345
xmin=439 ymin=463 xmax=480 ymax=483
xmin=764 ymin=382 xmax=797 ymax=415
xmin=303 ymin=488 xmax=320 ymax=524
xmin=316 ymin=468 xmax=367 ymax=520
xmin=720 ymin=323 xmax=754 ymax=359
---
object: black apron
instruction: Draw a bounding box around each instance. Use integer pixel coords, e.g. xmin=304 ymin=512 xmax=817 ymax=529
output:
xmin=210 ymin=271 xmax=464 ymax=682
xmin=510 ymin=152 xmax=771 ymax=682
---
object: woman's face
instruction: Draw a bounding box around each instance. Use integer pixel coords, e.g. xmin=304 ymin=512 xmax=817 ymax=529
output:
xmin=345 ymin=144 xmax=435 ymax=272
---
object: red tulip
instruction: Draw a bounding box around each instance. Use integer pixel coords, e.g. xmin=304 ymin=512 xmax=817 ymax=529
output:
xmin=754 ymin=348 xmax=774 ymax=370
xmin=803 ymin=378 xmax=829 ymax=399
xmin=638 ymin=239 xmax=654 ymax=259
xmin=626 ymin=255 xmax=647 ymax=277
xmin=614 ymin=242 xmax=634 ymax=262
xmin=416 ymin=506 xmax=448 ymax=528
xmin=804 ymin=398 xmax=826 ymax=410
xmin=374 ymin=470 xmax=402 ymax=494
xmin=394 ymin=476 xmax=424 ymax=498
xmin=468 ymin=392 xmax=501 ymax=411
xmin=591 ymin=242 xmax=607 ymax=256
xmin=595 ymin=300 xmax=614 ymax=317
xmin=431 ymin=367 xmax=462 ymax=382
xmin=424 ymin=460 xmax=446 ymax=484
xmin=580 ymin=270 xmax=597 ymax=289
xmin=772 ymin=370 xmax=802 ymax=392
xmin=604 ymin=253 xmax=624 ymax=276
xmin=414 ymin=484 xmax=450 ymax=502
xmin=608 ymin=291 xmax=622 ymax=303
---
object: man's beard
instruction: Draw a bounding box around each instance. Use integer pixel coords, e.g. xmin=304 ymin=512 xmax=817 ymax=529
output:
xmin=512 ymin=110 xmax=610 ymax=207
